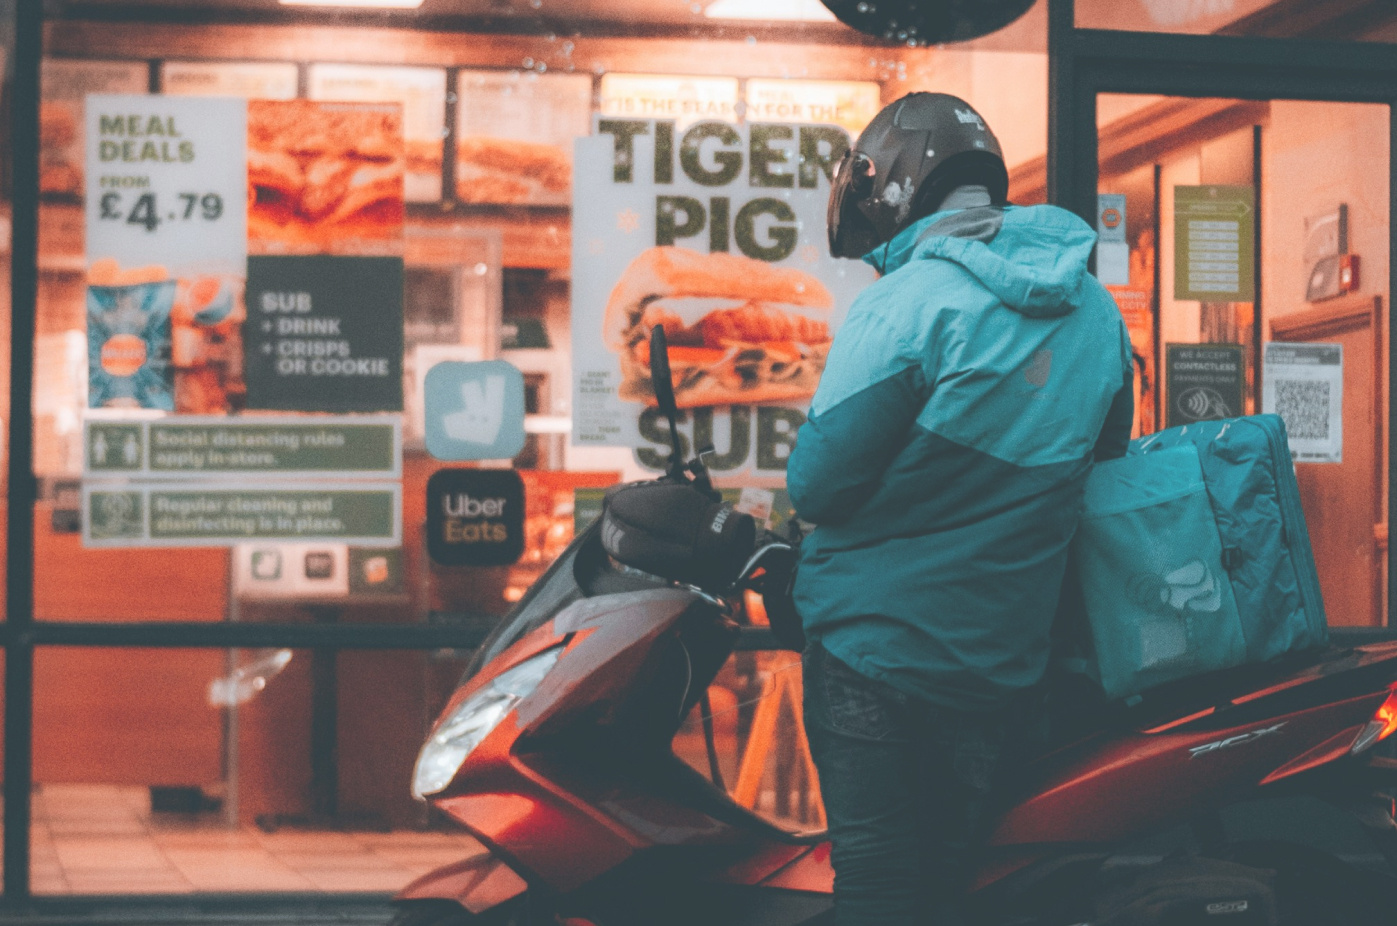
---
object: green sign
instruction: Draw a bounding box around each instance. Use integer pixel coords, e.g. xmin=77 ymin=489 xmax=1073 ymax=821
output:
xmin=84 ymin=416 xmax=400 ymax=478
xmin=1174 ymin=185 xmax=1255 ymax=302
xmin=83 ymin=482 xmax=401 ymax=548
xmin=86 ymin=423 xmax=146 ymax=472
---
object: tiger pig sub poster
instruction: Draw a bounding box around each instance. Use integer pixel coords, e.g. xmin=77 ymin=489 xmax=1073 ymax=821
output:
xmin=571 ymin=118 xmax=875 ymax=481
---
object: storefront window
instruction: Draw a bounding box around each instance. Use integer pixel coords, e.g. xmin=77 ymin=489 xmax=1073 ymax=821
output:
xmin=1076 ymin=0 xmax=1397 ymax=41
xmin=22 ymin=0 xmax=1049 ymax=896
xmin=33 ymin=646 xmax=479 ymax=894
xmin=1097 ymin=92 xmax=1390 ymax=627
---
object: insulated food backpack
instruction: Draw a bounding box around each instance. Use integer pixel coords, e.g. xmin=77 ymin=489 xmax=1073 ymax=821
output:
xmin=1072 ymin=415 xmax=1328 ymax=700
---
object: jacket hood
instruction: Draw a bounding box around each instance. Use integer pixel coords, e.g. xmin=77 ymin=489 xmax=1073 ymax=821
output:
xmin=864 ymin=204 xmax=1099 ymax=319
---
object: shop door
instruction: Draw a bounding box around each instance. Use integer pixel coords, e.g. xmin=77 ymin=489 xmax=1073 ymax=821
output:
xmin=1093 ymin=94 xmax=1390 ymax=627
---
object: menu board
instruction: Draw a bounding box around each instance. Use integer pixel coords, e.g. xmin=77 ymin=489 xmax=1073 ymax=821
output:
xmin=309 ymin=64 xmax=447 ymax=203
xmin=599 ymin=73 xmax=739 ymax=128
xmin=161 ymin=61 xmax=299 ymax=99
xmin=571 ymin=118 xmax=873 ymax=481
xmin=41 ymin=59 xmax=149 ymax=197
xmin=455 ymin=71 xmax=592 ymax=206
xmin=744 ymin=79 xmax=881 ymax=137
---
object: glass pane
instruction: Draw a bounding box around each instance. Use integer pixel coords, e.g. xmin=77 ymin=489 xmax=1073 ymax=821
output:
xmin=1077 ymin=0 xmax=1397 ymax=41
xmin=1097 ymin=93 xmax=1390 ymax=627
xmin=33 ymin=646 xmax=479 ymax=894
xmin=34 ymin=1 xmax=1048 ymax=635
xmin=674 ymin=648 xmax=824 ymax=834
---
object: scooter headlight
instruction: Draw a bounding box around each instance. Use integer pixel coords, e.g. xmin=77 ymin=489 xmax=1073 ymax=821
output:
xmin=412 ymin=647 xmax=561 ymax=800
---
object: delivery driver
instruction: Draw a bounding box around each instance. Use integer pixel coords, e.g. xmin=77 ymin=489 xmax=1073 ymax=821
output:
xmin=787 ymin=92 xmax=1134 ymax=925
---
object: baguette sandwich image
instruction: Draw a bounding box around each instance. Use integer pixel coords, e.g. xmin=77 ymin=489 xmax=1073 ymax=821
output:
xmin=456 ymin=136 xmax=571 ymax=204
xmin=605 ymin=247 xmax=833 ymax=409
xmin=247 ymin=100 xmax=405 ymax=251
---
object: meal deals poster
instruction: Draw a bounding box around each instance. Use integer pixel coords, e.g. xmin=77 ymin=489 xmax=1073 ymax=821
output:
xmin=84 ymin=94 xmax=405 ymax=416
xmin=570 ymin=118 xmax=876 ymax=481
xmin=83 ymin=95 xmax=404 ymax=548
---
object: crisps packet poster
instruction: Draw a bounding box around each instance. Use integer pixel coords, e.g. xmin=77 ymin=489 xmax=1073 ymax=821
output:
xmin=571 ymin=119 xmax=875 ymax=481
xmin=85 ymin=95 xmax=247 ymax=410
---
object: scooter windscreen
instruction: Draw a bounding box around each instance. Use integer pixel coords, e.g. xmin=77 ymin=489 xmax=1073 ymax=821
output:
xmin=458 ymin=519 xmax=672 ymax=684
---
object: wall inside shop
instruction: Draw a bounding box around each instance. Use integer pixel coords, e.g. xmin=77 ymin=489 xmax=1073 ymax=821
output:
xmin=1260 ymin=100 xmax=1391 ymax=620
xmin=900 ymin=50 xmax=1049 ymax=176
xmin=1261 ymin=101 xmax=1390 ymax=327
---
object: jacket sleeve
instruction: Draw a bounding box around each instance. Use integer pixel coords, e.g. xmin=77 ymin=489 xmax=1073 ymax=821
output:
xmin=787 ymin=311 xmax=929 ymax=525
xmin=1093 ymin=327 xmax=1136 ymax=461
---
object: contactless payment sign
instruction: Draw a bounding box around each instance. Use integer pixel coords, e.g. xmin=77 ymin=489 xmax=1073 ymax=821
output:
xmin=427 ymin=469 xmax=525 ymax=567
xmin=424 ymin=360 xmax=526 ymax=461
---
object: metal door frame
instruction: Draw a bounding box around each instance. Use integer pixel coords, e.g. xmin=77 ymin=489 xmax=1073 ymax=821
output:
xmin=1047 ymin=0 xmax=1397 ymax=636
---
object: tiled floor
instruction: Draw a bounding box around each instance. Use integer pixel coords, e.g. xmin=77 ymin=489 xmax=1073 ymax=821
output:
xmin=30 ymin=784 xmax=485 ymax=895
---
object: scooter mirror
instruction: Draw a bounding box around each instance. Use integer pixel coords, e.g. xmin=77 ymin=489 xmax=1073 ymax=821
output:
xmin=649 ymin=325 xmax=686 ymax=479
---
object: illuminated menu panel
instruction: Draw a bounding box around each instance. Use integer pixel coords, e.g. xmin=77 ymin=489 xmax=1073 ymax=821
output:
xmin=455 ymin=70 xmax=593 ymax=206
xmin=745 ymin=78 xmax=881 ymax=136
xmin=161 ymin=61 xmax=299 ymax=99
xmin=41 ymin=59 xmax=149 ymax=197
xmin=309 ymin=63 xmax=447 ymax=202
xmin=600 ymin=73 xmax=739 ymax=128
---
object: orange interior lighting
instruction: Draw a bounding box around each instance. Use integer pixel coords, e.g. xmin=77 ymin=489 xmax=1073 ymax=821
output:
xmin=1352 ymin=684 xmax=1397 ymax=755
xmin=1374 ymin=688 xmax=1397 ymax=742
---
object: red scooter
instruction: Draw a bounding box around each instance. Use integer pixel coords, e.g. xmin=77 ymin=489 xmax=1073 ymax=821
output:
xmin=394 ymin=329 xmax=1397 ymax=926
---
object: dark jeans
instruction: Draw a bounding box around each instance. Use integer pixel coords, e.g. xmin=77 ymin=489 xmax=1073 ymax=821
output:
xmin=803 ymin=642 xmax=1011 ymax=926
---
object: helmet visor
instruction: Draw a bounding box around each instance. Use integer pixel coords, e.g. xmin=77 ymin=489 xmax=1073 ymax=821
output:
xmin=826 ymin=150 xmax=879 ymax=259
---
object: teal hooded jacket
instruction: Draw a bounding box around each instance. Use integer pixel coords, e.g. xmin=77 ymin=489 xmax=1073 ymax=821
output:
xmin=788 ymin=202 xmax=1134 ymax=710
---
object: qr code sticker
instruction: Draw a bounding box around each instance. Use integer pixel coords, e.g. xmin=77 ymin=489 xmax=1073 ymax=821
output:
xmin=1274 ymin=379 xmax=1331 ymax=440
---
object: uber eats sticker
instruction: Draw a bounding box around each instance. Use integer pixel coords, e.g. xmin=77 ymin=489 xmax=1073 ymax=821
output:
xmin=571 ymin=118 xmax=876 ymax=480
xmin=427 ymin=469 xmax=525 ymax=567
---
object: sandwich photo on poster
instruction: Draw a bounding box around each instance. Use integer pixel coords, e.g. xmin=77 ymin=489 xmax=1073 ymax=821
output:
xmin=455 ymin=71 xmax=592 ymax=205
xmin=571 ymin=118 xmax=875 ymax=480
xmin=606 ymin=247 xmax=833 ymax=410
xmin=247 ymin=99 xmax=406 ymax=255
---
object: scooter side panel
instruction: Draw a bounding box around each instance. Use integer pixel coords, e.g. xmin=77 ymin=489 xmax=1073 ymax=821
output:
xmin=437 ymin=790 xmax=636 ymax=893
xmin=990 ymin=692 xmax=1387 ymax=846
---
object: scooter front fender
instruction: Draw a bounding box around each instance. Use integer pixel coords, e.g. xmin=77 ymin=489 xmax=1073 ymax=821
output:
xmin=396 ymin=851 xmax=527 ymax=915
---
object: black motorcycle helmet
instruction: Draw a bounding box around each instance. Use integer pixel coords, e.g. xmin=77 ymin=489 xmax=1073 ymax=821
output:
xmin=828 ymin=92 xmax=1008 ymax=259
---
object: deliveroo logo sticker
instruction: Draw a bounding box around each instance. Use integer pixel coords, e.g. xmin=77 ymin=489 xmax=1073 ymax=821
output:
xmin=424 ymin=360 xmax=526 ymax=462
xmin=1128 ymin=559 xmax=1223 ymax=615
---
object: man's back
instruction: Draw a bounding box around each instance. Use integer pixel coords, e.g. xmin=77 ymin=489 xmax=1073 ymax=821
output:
xmin=788 ymin=201 xmax=1133 ymax=710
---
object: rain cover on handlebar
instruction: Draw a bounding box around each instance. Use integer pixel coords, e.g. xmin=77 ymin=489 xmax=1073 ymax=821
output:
xmin=601 ymin=481 xmax=756 ymax=590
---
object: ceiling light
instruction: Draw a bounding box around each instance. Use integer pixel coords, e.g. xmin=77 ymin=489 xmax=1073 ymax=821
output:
xmin=280 ymin=0 xmax=426 ymax=8
xmin=705 ymin=0 xmax=837 ymax=22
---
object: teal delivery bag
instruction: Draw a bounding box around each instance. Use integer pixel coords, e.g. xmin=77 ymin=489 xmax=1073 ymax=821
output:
xmin=1074 ymin=415 xmax=1327 ymax=699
